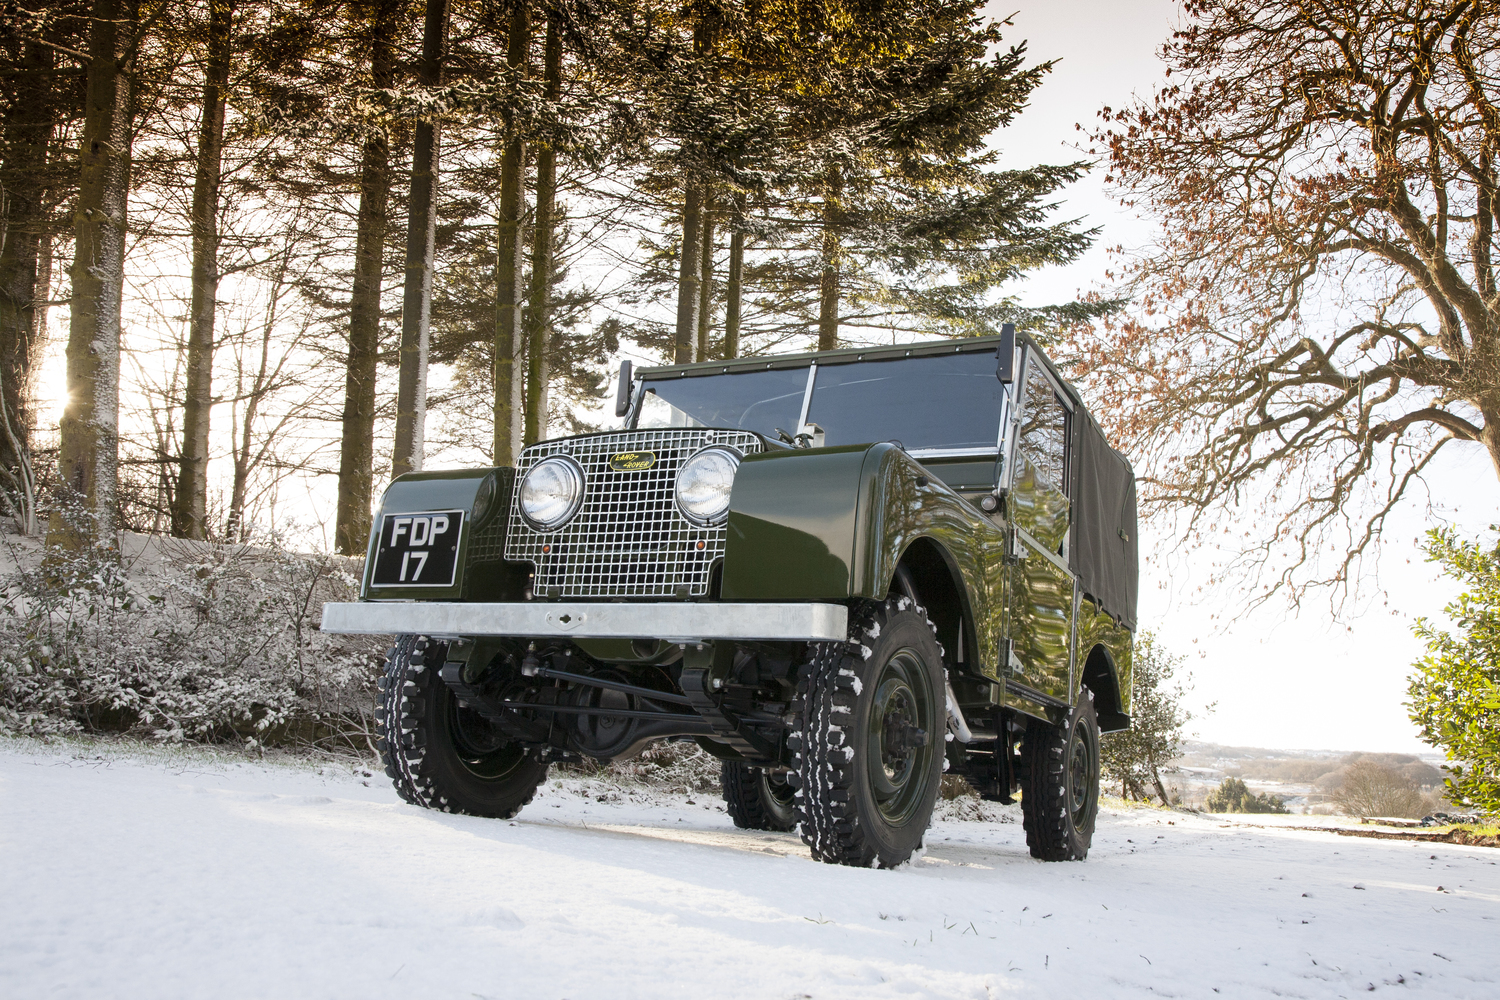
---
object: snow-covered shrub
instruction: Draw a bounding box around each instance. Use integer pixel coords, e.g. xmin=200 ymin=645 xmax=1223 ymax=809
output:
xmin=563 ymin=740 xmax=721 ymax=793
xmin=0 ymin=524 xmax=385 ymax=748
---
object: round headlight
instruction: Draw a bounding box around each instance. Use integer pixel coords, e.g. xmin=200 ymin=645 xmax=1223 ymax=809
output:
xmin=519 ymin=456 xmax=585 ymax=529
xmin=674 ymin=447 xmax=740 ymax=525
xmin=470 ymin=472 xmax=498 ymax=525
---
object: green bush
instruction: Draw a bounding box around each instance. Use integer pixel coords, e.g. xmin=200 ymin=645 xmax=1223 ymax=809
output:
xmin=1407 ymin=528 xmax=1500 ymax=818
xmin=1205 ymin=776 xmax=1288 ymax=814
xmin=1100 ymin=632 xmax=1206 ymax=804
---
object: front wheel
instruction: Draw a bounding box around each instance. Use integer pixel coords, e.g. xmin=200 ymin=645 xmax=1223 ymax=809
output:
xmin=376 ymin=634 xmax=548 ymax=818
xmin=1020 ymin=689 xmax=1100 ymax=861
xmin=792 ymin=597 xmax=946 ymax=868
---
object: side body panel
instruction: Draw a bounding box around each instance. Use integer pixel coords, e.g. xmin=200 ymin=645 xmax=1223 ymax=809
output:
xmin=1004 ymin=449 xmax=1076 ymax=704
xmin=852 ymin=445 xmax=1008 ymax=679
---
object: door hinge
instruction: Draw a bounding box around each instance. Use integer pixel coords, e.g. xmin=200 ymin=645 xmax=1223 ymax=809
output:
xmin=1001 ymin=637 xmax=1018 ymax=678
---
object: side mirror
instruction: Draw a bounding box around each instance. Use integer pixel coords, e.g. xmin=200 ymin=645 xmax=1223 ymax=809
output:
xmin=614 ymin=359 xmax=634 ymax=417
xmin=996 ymin=323 xmax=1015 ymax=384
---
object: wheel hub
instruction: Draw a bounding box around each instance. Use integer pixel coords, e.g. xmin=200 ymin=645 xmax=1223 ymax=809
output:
xmin=1066 ymin=725 xmax=1097 ymax=825
xmin=447 ymin=694 xmax=527 ymax=780
xmin=881 ymin=707 xmax=929 ymax=762
xmin=865 ymin=647 xmax=936 ymax=826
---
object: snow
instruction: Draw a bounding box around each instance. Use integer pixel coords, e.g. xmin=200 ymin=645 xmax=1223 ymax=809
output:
xmin=2 ymin=739 xmax=1496 ymax=999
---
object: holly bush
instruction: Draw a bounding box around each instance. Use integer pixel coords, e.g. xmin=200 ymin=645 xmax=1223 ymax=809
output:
xmin=1407 ymin=528 xmax=1500 ymax=818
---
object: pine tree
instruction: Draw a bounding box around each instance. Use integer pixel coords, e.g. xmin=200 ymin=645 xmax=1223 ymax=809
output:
xmin=0 ymin=1 xmax=85 ymax=532
xmin=392 ymin=0 xmax=450 ymax=478
xmin=172 ymin=0 xmax=235 ymax=540
xmin=54 ymin=0 xmax=140 ymax=544
xmin=334 ymin=0 xmax=401 ymax=556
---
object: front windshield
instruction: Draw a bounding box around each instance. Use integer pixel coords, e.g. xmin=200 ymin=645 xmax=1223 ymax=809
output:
xmin=807 ymin=353 xmax=1004 ymax=451
xmin=636 ymin=368 xmax=807 ymax=441
xmin=634 ymin=350 xmax=1005 ymax=452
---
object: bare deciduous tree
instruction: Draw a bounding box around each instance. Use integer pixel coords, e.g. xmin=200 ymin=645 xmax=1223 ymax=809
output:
xmin=1075 ymin=0 xmax=1500 ymax=603
xmin=1333 ymin=760 xmax=1427 ymax=819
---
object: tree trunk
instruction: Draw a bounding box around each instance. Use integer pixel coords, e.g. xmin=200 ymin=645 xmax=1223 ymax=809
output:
xmin=1151 ymin=764 xmax=1171 ymax=807
xmin=724 ymin=225 xmax=743 ymax=360
xmin=0 ymin=15 xmax=58 ymax=508
xmin=695 ymin=198 xmax=715 ymax=361
xmin=34 ymin=231 xmax=52 ymax=379
xmin=172 ymin=0 xmax=233 ymax=540
xmin=334 ymin=0 xmax=399 ymax=556
xmin=816 ymin=170 xmax=841 ymax=352
xmin=53 ymin=0 xmax=137 ymax=544
xmin=1481 ymin=404 xmax=1500 ymax=484
xmin=674 ymin=184 xmax=702 ymax=363
xmin=492 ymin=1 xmax=528 ymax=466
xmin=522 ymin=11 xmax=560 ymax=446
xmin=392 ymin=0 xmax=449 ymax=479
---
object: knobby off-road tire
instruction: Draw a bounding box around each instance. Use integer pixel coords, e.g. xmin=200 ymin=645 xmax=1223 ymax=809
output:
xmin=1020 ymin=689 xmax=1100 ymax=861
xmin=791 ymin=597 xmax=946 ymax=868
xmin=376 ymin=634 xmax=548 ymax=818
xmin=721 ymin=761 xmax=797 ymax=832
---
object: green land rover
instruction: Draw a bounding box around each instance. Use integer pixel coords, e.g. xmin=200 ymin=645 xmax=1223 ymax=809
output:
xmin=321 ymin=325 xmax=1138 ymax=868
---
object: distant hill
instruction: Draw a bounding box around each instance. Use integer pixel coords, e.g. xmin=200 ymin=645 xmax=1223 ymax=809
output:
xmin=1165 ymin=742 xmax=1450 ymax=814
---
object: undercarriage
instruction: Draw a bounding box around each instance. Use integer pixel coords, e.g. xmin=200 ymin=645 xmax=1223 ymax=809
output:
xmin=432 ymin=633 xmax=800 ymax=766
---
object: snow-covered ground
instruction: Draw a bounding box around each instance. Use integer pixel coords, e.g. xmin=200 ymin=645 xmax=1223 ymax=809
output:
xmin=2 ymin=739 xmax=1496 ymax=999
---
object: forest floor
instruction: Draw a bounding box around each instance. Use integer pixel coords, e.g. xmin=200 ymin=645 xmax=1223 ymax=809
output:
xmin=2 ymin=736 xmax=1496 ymax=1000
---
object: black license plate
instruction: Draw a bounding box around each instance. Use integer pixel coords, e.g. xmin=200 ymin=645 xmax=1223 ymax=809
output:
xmin=370 ymin=510 xmax=464 ymax=587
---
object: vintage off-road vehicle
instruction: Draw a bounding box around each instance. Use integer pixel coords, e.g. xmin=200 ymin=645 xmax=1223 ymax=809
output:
xmin=321 ymin=325 xmax=1138 ymax=867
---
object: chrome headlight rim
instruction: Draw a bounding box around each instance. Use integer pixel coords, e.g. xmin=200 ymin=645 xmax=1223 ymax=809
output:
xmin=519 ymin=455 xmax=586 ymax=530
xmin=673 ymin=445 xmax=742 ymax=527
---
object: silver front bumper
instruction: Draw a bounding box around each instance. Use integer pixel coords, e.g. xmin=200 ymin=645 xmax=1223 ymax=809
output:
xmin=319 ymin=601 xmax=849 ymax=642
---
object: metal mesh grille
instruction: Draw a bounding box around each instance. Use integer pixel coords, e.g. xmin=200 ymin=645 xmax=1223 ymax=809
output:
xmin=505 ymin=429 xmax=763 ymax=597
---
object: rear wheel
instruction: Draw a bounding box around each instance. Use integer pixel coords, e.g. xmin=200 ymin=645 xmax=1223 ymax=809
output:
xmin=1020 ymin=689 xmax=1100 ymax=861
xmin=721 ymin=761 xmax=797 ymax=831
xmin=376 ymin=634 xmax=548 ymax=818
xmin=792 ymin=598 xmax=946 ymax=868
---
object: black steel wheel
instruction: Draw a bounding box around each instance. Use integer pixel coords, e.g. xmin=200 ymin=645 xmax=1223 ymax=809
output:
xmin=1020 ymin=689 xmax=1100 ymax=861
xmin=377 ymin=634 xmax=548 ymax=817
xmin=791 ymin=597 xmax=946 ymax=868
xmin=721 ymin=761 xmax=798 ymax=831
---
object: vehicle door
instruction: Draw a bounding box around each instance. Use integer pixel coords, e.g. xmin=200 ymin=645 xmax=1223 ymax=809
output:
xmin=1004 ymin=349 xmax=1075 ymax=702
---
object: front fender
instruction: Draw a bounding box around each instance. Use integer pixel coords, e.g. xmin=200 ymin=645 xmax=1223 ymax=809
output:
xmin=359 ymin=467 xmax=525 ymax=601
xmin=722 ymin=443 xmax=1006 ymax=672
xmin=722 ymin=445 xmax=869 ymax=599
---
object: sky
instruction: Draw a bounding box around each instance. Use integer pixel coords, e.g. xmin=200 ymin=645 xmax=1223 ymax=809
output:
xmin=993 ymin=0 xmax=1500 ymax=754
